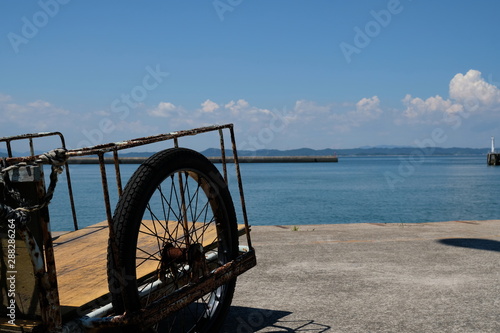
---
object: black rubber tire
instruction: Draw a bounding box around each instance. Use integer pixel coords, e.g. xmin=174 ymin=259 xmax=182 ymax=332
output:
xmin=107 ymin=148 xmax=238 ymax=332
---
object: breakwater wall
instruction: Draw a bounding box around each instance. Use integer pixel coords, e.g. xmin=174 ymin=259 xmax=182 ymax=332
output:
xmin=67 ymin=155 xmax=338 ymax=164
xmin=487 ymin=153 xmax=500 ymax=165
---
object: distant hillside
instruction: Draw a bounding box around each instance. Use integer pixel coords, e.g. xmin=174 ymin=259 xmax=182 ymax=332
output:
xmin=201 ymin=147 xmax=336 ymax=157
xmin=337 ymin=147 xmax=489 ymax=156
xmin=201 ymin=147 xmax=490 ymax=157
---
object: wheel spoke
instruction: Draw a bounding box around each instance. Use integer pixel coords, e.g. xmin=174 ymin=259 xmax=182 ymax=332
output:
xmin=136 ymin=247 xmax=161 ymax=268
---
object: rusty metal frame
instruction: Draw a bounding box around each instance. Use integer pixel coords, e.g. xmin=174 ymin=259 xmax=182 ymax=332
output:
xmin=18 ymin=220 xmax=62 ymax=331
xmin=4 ymin=125 xmax=252 ymax=242
xmin=75 ymin=249 xmax=256 ymax=331
xmin=2 ymin=163 xmax=63 ymax=332
xmin=0 ymin=132 xmax=79 ymax=231
xmin=2 ymin=123 xmax=255 ymax=332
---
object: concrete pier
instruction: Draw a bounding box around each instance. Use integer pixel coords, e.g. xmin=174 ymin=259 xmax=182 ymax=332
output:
xmin=67 ymin=155 xmax=339 ymax=164
xmin=223 ymin=220 xmax=500 ymax=332
xmin=487 ymin=136 xmax=499 ymax=165
xmin=487 ymin=152 xmax=500 ymax=165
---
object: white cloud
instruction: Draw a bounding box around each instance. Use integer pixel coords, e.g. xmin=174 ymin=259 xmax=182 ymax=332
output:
xmin=200 ymin=99 xmax=219 ymax=113
xmin=0 ymin=97 xmax=70 ymax=130
xmin=293 ymin=96 xmax=383 ymax=132
xmin=0 ymin=94 xmax=12 ymax=102
xmin=94 ymin=110 xmax=111 ymax=117
xmin=399 ymin=69 xmax=500 ymax=124
xmin=147 ymin=102 xmax=178 ymax=117
xmin=149 ymin=99 xmax=265 ymax=125
xmin=218 ymin=99 xmax=274 ymax=125
xmin=449 ymin=69 xmax=500 ymax=109
xmin=27 ymin=100 xmax=51 ymax=108
xmin=294 ymin=100 xmax=330 ymax=115
xmin=144 ymin=99 xmax=291 ymax=141
xmin=224 ymin=99 xmax=250 ymax=115
xmin=353 ymin=96 xmax=382 ymax=120
xmin=402 ymin=94 xmax=463 ymax=120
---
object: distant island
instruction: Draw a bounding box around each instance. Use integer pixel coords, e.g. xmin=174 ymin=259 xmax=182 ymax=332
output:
xmin=199 ymin=147 xmax=490 ymax=157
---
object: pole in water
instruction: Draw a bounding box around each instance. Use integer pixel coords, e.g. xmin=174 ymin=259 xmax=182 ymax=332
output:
xmin=492 ymin=136 xmax=495 ymax=153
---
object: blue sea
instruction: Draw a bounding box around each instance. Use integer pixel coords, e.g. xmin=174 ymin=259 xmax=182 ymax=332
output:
xmin=47 ymin=155 xmax=500 ymax=231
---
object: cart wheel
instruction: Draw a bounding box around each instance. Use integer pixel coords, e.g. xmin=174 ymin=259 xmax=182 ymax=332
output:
xmin=107 ymin=148 xmax=238 ymax=332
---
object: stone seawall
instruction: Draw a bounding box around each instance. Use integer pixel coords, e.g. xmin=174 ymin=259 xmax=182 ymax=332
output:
xmin=67 ymin=155 xmax=339 ymax=164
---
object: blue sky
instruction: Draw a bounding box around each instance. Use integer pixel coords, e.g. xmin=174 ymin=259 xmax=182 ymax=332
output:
xmin=1 ymin=0 xmax=500 ymax=151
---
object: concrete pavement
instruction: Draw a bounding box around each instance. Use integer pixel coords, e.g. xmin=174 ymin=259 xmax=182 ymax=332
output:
xmin=222 ymin=220 xmax=500 ymax=332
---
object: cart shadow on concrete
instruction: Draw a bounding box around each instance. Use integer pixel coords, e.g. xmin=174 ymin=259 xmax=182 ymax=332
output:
xmin=438 ymin=238 xmax=500 ymax=252
xmin=222 ymin=306 xmax=331 ymax=332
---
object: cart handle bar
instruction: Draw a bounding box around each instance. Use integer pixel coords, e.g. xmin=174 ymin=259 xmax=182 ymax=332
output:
xmin=4 ymin=124 xmax=235 ymax=164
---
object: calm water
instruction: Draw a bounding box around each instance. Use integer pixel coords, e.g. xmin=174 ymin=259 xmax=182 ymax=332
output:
xmin=47 ymin=155 xmax=500 ymax=231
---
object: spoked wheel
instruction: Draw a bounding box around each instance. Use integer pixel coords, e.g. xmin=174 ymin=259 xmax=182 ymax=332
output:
xmin=107 ymin=148 xmax=238 ymax=332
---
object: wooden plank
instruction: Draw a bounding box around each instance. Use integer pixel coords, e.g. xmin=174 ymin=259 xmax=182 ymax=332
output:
xmin=0 ymin=318 xmax=42 ymax=332
xmin=52 ymin=220 xmax=245 ymax=312
xmin=52 ymin=221 xmax=110 ymax=312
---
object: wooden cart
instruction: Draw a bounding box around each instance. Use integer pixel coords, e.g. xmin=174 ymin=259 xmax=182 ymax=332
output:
xmin=0 ymin=124 xmax=256 ymax=332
